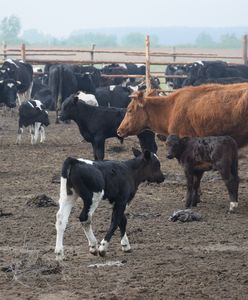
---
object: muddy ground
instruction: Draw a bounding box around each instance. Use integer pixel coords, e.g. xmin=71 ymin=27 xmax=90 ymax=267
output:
xmin=0 ymin=110 xmax=248 ymax=300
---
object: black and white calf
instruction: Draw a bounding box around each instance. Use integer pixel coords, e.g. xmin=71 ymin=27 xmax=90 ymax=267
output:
xmin=17 ymin=100 xmax=50 ymax=144
xmin=55 ymin=148 xmax=164 ymax=260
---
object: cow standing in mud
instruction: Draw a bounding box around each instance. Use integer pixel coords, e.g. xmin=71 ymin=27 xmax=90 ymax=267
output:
xmin=165 ymin=135 xmax=239 ymax=212
xmin=117 ymin=84 xmax=248 ymax=148
xmin=55 ymin=149 xmax=164 ymax=260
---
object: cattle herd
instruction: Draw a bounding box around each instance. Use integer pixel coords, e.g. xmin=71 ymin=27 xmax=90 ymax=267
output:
xmin=1 ymin=58 xmax=248 ymax=258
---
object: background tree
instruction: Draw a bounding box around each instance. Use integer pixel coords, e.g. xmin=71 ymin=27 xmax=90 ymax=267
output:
xmin=0 ymin=15 xmax=21 ymax=44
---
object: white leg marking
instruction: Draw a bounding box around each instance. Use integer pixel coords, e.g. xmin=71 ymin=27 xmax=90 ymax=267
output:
xmin=16 ymin=128 xmax=23 ymax=144
xmin=30 ymin=125 xmax=35 ymax=144
xmin=82 ymin=190 xmax=104 ymax=255
xmin=229 ymin=201 xmax=238 ymax=212
xmin=121 ymin=233 xmax=131 ymax=252
xmin=55 ymin=177 xmax=78 ymax=261
xmin=34 ymin=122 xmax=41 ymax=144
xmin=40 ymin=126 xmax=46 ymax=143
xmin=99 ymin=239 xmax=109 ymax=256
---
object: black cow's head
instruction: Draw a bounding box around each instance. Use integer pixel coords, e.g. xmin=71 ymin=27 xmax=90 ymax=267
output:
xmin=76 ymin=73 xmax=96 ymax=94
xmin=0 ymin=79 xmax=20 ymax=108
xmin=132 ymin=148 xmax=165 ymax=184
xmin=59 ymin=94 xmax=79 ymax=121
xmin=165 ymin=135 xmax=189 ymax=159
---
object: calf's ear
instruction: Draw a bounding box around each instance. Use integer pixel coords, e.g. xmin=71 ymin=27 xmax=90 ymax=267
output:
xmin=73 ymin=96 xmax=79 ymax=104
xmin=132 ymin=147 xmax=141 ymax=157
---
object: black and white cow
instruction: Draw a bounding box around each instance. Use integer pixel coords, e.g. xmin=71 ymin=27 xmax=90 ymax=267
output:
xmin=59 ymin=94 xmax=157 ymax=159
xmin=55 ymin=148 xmax=164 ymax=259
xmin=0 ymin=59 xmax=33 ymax=104
xmin=48 ymin=64 xmax=96 ymax=122
xmin=17 ymin=100 xmax=50 ymax=144
xmin=0 ymin=79 xmax=20 ymax=108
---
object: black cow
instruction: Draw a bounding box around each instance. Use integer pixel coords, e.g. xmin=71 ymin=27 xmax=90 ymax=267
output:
xmin=48 ymin=64 xmax=96 ymax=122
xmin=165 ymin=64 xmax=187 ymax=89
xmin=55 ymin=148 xmax=164 ymax=259
xmin=165 ymin=135 xmax=239 ymax=211
xmin=193 ymin=77 xmax=248 ymax=86
xmin=1 ymin=59 xmax=33 ymax=104
xmin=0 ymin=78 xmax=20 ymax=108
xmin=100 ymin=63 xmax=128 ymax=86
xmin=59 ymin=94 xmax=157 ymax=160
xmin=17 ymin=100 xmax=50 ymax=144
xmin=33 ymin=87 xmax=53 ymax=110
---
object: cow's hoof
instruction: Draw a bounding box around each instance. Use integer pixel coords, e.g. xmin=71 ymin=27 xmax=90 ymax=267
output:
xmin=89 ymin=246 xmax=98 ymax=256
xmin=55 ymin=250 xmax=64 ymax=261
xmin=99 ymin=250 xmax=107 ymax=257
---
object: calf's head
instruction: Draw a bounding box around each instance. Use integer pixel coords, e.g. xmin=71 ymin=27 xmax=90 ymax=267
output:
xmin=117 ymin=90 xmax=148 ymax=137
xmin=59 ymin=94 xmax=78 ymax=121
xmin=0 ymin=79 xmax=20 ymax=108
xmin=165 ymin=135 xmax=188 ymax=159
xmin=133 ymin=148 xmax=164 ymax=184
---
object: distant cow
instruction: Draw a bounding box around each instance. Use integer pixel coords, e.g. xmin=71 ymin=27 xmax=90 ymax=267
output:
xmin=193 ymin=77 xmax=248 ymax=86
xmin=165 ymin=135 xmax=239 ymax=211
xmin=55 ymin=148 xmax=164 ymax=260
xmin=33 ymin=87 xmax=53 ymax=110
xmin=17 ymin=100 xmax=50 ymax=144
xmin=165 ymin=64 xmax=187 ymax=89
xmin=60 ymin=94 xmax=157 ymax=160
xmin=100 ymin=63 xmax=128 ymax=86
xmin=117 ymin=84 xmax=248 ymax=148
xmin=48 ymin=64 xmax=96 ymax=122
xmin=1 ymin=59 xmax=33 ymax=104
xmin=0 ymin=78 xmax=20 ymax=108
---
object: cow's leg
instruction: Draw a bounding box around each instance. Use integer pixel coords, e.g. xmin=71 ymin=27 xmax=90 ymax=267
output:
xmin=185 ymin=170 xmax=194 ymax=208
xmin=99 ymin=203 xmax=125 ymax=257
xmin=79 ymin=190 xmax=103 ymax=255
xmin=30 ymin=125 xmax=35 ymax=144
xmin=33 ymin=122 xmax=41 ymax=144
xmin=217 ymin=162 xmax=239 ymax=212
xmin=55 ymin=178 xmax=78 ymax=261
xmin=191 ymin=170 xmax=204 ymax=206
xmin=16 ymin=123 xmax=23 ymax=144
xmin=92 ymin=139 xmax=105 ymax=160
xmin=119 ymin=213 xmax=131 ymax=252
xmin=39 ymin=125 xmax=46 ymax=143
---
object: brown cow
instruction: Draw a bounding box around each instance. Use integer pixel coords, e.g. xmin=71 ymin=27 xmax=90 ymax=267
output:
xmin=117 ymin=84 xmax=248 ymax=147
xmin=165 ymin=135 xmax=239 ymax=212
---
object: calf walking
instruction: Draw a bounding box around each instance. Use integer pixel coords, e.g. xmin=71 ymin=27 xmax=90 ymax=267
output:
xmin=165 ymin=135 xmax=239 ymax=211
xmin=55 ymin=148 xmax=164 ymax=260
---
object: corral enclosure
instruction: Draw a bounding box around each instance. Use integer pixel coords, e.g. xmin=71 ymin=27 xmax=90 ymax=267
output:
xmin=1 ymin=45 xmax=248 ymax=299
xmin=1 ymin=108 xmax=248 ymax=299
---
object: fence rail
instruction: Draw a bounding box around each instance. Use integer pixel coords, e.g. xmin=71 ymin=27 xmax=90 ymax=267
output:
xmin=0 ymin=35 xmax=247 ymax=85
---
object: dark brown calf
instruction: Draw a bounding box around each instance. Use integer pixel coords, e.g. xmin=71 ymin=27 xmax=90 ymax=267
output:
xmin=165 ymin=135 xmax=239 ymax=212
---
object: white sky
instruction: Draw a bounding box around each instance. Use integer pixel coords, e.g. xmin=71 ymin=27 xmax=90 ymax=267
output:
xmin=1 ymin=0 xmax=248 ymax=37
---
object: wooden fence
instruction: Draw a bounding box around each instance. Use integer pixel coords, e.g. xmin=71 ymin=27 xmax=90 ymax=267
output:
xmin=0 ymin=35 xmax=247 ymax=83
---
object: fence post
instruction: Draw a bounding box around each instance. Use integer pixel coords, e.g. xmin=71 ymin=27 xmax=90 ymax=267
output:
xmin=2 ymin=42 xmax=7 ymax=60
xmin=243 ymin=35 xmax=248 ymax=64
xmin=173 ymin=46 xmax=176 ymax=62
xmin=145 ymin=35 xmax=151 ymax=94
xmin=21 ymin=43 xmax=26 ymax=62
xmin=91 ymin=44 xmax=95 ymax=65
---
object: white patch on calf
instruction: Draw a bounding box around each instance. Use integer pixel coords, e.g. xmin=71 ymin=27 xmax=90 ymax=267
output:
xmin=195 ymin=61 xmax=204 ymax=66
xmin=99 ymin=239 xmax=109 ymax=256
xmin=7 ymin=83 xmax=15 ymax=88
xmin=229 ymin=201 xmax=238 ymax=211
xmin=5 ymin=59 xmax=19 ymax=68
xmin=77 ymin=91 xmax=98 ymax=106
xmin=77 ymin=158 xmax=93 ymax=165
xmin=33 ymin=100 xmax=43 ymax=110
xmin=121 ymin=233 xmax=131 ymax=252
xmin=55 ymin=177 xmax=78 ymax=260
xmin=109 ymin=85 xmax=115 ymax=91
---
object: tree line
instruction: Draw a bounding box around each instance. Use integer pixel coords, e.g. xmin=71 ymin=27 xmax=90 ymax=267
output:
xmin=0 ymin=15 xmax=242 ymax=49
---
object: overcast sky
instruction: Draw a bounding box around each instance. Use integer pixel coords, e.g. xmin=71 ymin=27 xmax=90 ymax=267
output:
xmin=1 ymin=0 xmax=248 ymax=37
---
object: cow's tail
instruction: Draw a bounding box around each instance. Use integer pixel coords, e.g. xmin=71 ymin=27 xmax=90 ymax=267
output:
xmin=61 ymin=157 xmax=78 ymax=179
xmin=61 ymin=157 xmax=79 ymax=196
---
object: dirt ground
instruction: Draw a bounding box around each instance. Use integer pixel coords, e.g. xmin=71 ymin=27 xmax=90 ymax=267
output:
xmin=1 ymin=109 xmax=248 ymax=300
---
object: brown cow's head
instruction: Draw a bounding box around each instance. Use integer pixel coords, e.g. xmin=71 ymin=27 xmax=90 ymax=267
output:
xmin=117 ymin=90 xmax=149 ymax=137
